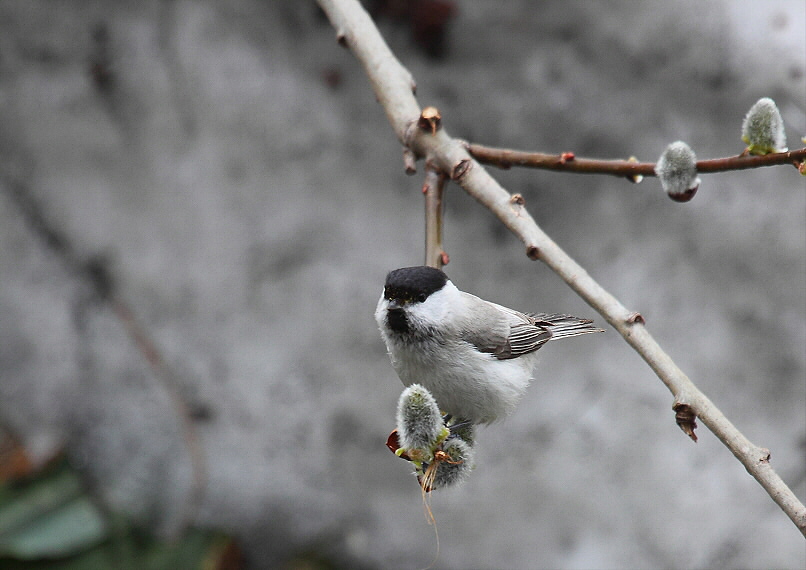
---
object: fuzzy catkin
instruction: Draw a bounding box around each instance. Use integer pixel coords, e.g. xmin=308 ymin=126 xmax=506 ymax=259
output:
xmin=741 ymin=97 xmax=787 ymax=155
xmin=431 ymin=438 xmax=474 ymax=489
xmin=655 ymin=141 xmax=700 ymax=202
xmin=397 ymin=384 xmax=443 ymax=451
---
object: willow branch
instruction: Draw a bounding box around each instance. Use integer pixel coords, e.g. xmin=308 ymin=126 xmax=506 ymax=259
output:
xmin=467 ymin=142 xmax=806 ymax=178
xmin=109 ymin=299 xmax=206 ymax=538
xmin=0 ymin=170 xmax=206 ymax=538
xmin=317 ymin=0 xmax=806 ymax=535
xmin=423 ymin=164 xmax=448 ymax=269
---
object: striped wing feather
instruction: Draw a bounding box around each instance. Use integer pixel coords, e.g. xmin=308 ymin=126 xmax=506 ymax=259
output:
xmin=460 ymin=297 xmax=603 ymax=361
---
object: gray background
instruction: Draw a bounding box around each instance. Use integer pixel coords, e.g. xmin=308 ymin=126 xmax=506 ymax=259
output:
xmin=0 ymin=1 xmax=804 ymax=568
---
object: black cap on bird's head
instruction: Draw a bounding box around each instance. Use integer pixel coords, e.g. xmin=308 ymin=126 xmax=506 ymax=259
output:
xmin=384 ymin=266 xmax=448 ymax=305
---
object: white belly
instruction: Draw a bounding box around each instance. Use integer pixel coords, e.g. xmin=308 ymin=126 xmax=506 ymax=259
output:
xmin=387 ymin=338 xmax=537 ymax=424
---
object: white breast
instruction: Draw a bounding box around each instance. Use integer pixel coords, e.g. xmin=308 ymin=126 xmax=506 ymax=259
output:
xmin=391 ymin=337 xmax=535 ymax=423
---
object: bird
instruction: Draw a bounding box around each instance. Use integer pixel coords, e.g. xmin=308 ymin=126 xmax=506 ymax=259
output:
xmin=375 ymin=266 xmax=603 ymax=424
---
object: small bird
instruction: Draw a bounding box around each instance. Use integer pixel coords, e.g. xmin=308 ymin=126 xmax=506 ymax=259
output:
xmin=375 ymin=266 xmax=603 ymax=424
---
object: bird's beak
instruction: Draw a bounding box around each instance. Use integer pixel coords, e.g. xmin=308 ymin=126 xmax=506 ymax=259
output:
xmin=387 ymin=299 xmax=404 ymax=311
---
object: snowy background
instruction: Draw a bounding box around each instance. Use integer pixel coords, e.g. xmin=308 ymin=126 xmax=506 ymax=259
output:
xmin=1 ymin=1 xmax=804 ymax=568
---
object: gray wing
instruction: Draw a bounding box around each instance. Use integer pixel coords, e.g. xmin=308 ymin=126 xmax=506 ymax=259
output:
xmin=458 ymin=294 xmax=553 ymax=360
xmin=525 ymin=312 xmax=603 ymax=340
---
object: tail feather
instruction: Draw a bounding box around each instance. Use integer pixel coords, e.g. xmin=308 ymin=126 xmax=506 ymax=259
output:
xmin=528 ymin=313 xmax=605 ymax=339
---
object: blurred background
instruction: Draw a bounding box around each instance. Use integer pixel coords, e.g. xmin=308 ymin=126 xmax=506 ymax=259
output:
xmin=0 ymin=0 xmax=804 ymax=568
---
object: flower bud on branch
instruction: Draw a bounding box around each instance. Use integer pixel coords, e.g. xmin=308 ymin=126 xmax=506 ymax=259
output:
xmin=390 ymin=385 xmax=476 ymax=490
xmin=396 ymin=384 xmax=448 ymax=463
xmin=742 ymin=97 xmax=787 ymax=156
xmin=655 ymin=141 xmax=700 ymax=202
xmin=424 ymin=438 xmax=474 ymax=490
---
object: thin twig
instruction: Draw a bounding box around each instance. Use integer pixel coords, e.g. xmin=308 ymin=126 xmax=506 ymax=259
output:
xmin=467 ymin=142 xmax=806 ymax=178
xmin=422 ymin=164 xmax=448 ymax=269
xmin=0 ymin=170 xmax=206 ymax=538
xmin=110 ymin=299 xmax=207 ymax=538
xmin=317 ymin=0 xmax=806 ymax=535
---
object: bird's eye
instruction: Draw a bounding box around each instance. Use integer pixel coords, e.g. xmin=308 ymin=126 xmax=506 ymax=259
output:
xmin=417 ymin=293 xmax=427 ymax=303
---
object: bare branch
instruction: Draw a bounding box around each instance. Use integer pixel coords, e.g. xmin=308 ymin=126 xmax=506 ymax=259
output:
xmin=422 ymin=163 xmax=448 ymax=269
xmin=0 ymin=169 xmax=206 ymax=538
xmin=467 ymin=142 xmax=806 ymax=179
xmin=317 ymin=0 xmax=806 ymax=534
xmin=110 ymin=299 xmax=207 ymax=538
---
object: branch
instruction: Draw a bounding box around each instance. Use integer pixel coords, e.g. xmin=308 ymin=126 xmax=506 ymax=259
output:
xmin=0 ymin=170 xmax=206 ymax=538
xmin=467 ymin=142 xmax=806 ymax=178
xmin=110 ymin=299 xmax=207 ymax=538
xmin=317 ymin=0 xmax=806 ymax=535
xmin=422 ymin=163 xmax=448 ymax=269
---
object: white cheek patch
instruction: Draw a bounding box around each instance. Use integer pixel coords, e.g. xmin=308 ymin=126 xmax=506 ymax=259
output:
xmin=406 ymin=282 xmax=460 ymax=326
